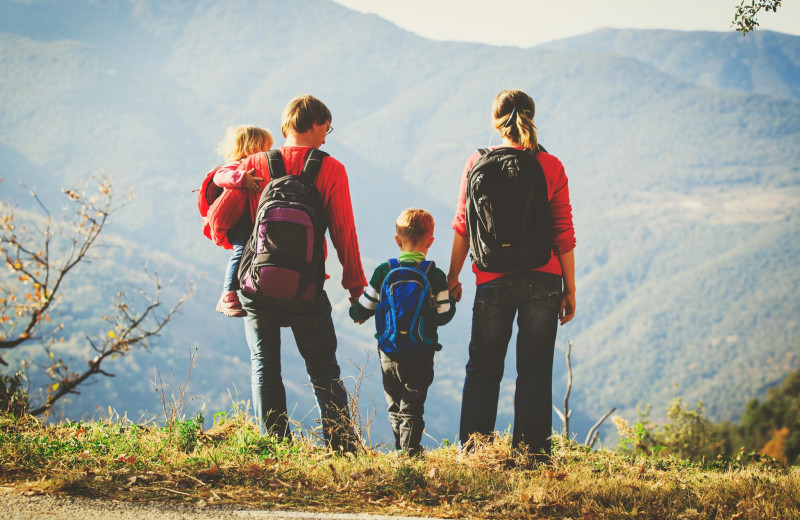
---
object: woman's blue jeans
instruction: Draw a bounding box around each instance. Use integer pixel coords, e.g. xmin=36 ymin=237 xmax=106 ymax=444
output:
xmin=239 ymin=290 xmax=355 ymax=451
xmin=459 ymin=271 xmax=562 ymax=455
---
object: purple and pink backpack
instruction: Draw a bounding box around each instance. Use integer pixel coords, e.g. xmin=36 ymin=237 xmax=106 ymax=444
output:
xmin=238 ymin=148 xmax=328 ymax=301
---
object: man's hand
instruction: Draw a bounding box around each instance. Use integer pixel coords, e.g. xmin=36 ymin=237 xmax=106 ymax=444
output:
xmin=243 ymin=169 xmax=263 ymax=193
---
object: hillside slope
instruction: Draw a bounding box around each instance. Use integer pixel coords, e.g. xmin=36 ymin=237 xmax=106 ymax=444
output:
xmin=541 ymin=28 xmax=800 ymax=101
xmin=0 ymin=0 xmax=797 ymax=442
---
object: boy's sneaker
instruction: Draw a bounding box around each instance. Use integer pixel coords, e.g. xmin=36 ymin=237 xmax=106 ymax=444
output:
xmin=216 ymin=291 xmax=246 ymax=317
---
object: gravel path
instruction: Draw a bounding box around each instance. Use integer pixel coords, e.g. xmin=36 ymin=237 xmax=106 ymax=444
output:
xmin=0 ymin=489 xmax=444 ymax=520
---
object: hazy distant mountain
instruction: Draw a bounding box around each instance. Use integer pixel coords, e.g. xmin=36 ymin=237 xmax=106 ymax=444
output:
xmin=541 ymin=28 xmax=800 ymax=101
xmin=1 ymin=0 xmax=798 ymax=445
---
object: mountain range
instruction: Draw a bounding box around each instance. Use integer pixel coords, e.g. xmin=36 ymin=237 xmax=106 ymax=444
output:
xmin=1 ymin=0 xmax=798 ymax=446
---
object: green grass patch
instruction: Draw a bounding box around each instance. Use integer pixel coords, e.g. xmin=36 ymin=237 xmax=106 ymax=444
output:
xmin=1 ymin=412 xmax=798 ymax=519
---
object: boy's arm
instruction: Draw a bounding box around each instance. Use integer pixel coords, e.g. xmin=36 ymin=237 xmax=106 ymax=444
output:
xmin=349 ymin=264 xmax=387 ymax=323
xmin=431 ymin=268 xmax=456 ymax=325
xmin=349 ymin=300 xmax=373 ymax=323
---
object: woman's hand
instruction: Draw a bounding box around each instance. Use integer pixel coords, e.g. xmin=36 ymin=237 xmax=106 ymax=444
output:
xmin=447 ymin=274 xmax=463 ymax=303
xmin=447 ymin=233 xmax=470 ymax=303
xmin=243 ymin=169 xmax=263 ymax=193
xmin=559 ymin=290 xmax=576 ymax=325
xmin=557 ymin=249 xmax=576 ymax=326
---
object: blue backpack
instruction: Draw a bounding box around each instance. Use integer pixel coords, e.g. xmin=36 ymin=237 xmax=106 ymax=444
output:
xmin=375 ymin=259 xmax=438 ymax=360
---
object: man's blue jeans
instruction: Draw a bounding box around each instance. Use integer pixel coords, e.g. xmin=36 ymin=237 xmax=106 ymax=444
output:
xmin=459 ymin=271 xmax=562 ymax=455
xmin=239 ymin=290 xmax=355 ymax=451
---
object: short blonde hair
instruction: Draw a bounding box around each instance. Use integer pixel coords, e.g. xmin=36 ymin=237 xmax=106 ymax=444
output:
xmin=217 ymin=125 xmax=273 ymax=162
xmin=395 ymin=208 xmax=434 ymax=244
xmin=281 ymin=95 xmax=332 ymax=137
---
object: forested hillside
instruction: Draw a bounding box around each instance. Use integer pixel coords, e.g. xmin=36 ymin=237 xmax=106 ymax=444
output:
xmin=0 ymin=0 xmax=797 ymax=444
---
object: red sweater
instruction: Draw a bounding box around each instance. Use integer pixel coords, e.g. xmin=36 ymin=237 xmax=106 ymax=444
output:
xmin=452 ymin=147 xmax=576 ymax=285
xmin=207 ymin=147 xmax=367 ymax=299
xmin=201 ymin=160 xmax=243 ymax=247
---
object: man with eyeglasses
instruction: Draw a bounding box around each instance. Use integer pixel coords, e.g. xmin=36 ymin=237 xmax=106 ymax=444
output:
xmin=235 ymin=94 xmax=367 ymax=452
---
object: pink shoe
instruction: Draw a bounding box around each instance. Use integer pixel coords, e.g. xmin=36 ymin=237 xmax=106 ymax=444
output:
xmin=216 ymin=291 xmax=246 ymax=317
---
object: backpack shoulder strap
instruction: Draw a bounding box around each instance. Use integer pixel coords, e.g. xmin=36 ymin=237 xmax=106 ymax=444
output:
xmin=266 ymin=149 xmax=287 ymax=179
xmin=418 ymin=260 xmax=434 ymax=274
xmin=299 ymin=148 xmax=330 ymax=184
xmin=477 ymin=148 xmax=490 ymax=157
xmin=522 ymin=144 xmax=547 ymax=161
xmin=388 ymin=258 xmax=399 ymax=270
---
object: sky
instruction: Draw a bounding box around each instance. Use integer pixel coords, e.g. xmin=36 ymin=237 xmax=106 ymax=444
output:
xmin=333 ymin=0 xmax=800 ymax=47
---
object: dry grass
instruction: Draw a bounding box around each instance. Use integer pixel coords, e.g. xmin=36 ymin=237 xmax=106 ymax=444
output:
xmin=1 ymin=412 xmax=798 ymax=519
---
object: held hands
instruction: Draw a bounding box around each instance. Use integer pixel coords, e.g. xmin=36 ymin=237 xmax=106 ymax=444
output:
xmin=447 ymin=274 xmax=463 ymax=303
xmin=348 ymin=295 xmax=366 ymax=324
xmin=243 ymin=169 xmax=263 ymax=193
xmin=559 ymin=290 xmax=576 ymax=326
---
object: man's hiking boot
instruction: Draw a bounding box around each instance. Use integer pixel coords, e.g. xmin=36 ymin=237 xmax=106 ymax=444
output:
xmin=216 ymin=291 xmax=246 ymax=317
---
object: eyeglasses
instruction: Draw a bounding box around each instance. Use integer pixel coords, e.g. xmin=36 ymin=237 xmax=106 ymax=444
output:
xmin=326 ymin=125 xmax=333 ymax=135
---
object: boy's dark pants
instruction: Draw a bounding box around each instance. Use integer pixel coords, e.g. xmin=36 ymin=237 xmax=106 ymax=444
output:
xmin=378 ymin=351 xmax=434 ymax=454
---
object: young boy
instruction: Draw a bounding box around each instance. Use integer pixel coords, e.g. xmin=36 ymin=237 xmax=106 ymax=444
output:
xmin=350 ymin=208 xmax=455 ymax=455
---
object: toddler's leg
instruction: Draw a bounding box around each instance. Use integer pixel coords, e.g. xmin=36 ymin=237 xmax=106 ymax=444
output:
xmin=216 ymin=248 xmax=246 ymax=317
xmin=223 ymin=244 xmax=245 ymax=292
xmin=216 ymin=219 xmax=250 ymax=318
xmin=217 ymin=218 xmax=253 ymax=318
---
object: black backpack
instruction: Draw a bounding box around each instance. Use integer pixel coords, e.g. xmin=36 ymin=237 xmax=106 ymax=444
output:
xmin=238 ymin=148 xmax=328 ymax=301
xmin=465 ymin=146 xmax=552 ymax=273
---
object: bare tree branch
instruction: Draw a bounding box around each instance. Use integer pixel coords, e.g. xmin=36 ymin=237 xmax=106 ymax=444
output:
xmin=1 ymin=179 xmax=116 ymax=351
xmin=552 ymin=404 xmax=566 ymax=425
xmin=27 ymin=274 xmax=195 ymax=416
xmin=588 ymin=430 xmax=599 ymax=449
xmin=585 ymin=407 xmax=617 ymax=448
xmin=1 ymin=176 xmax=194 ymax=416
xmin=553 ymin=340 xmax=617 ymax=448
xmin=557 ymin=340 xmax=573 ymax=439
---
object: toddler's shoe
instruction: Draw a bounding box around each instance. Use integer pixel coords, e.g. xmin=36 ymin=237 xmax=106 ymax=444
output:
xmin=216 ymin=291 xmax=246 ymax=317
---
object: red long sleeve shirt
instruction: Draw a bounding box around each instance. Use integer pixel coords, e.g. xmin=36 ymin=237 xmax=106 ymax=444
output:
xmin=201 ymin=160 xmax=250 ymax=248
xmin=212 ymin=160 xmax=246 ymax=188
xmin=452 ymin=146 xmax=576 ymax=285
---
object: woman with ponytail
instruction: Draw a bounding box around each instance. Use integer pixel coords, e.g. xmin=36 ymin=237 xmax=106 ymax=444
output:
xmin=447 ymin=89 xmax=576 ymax=459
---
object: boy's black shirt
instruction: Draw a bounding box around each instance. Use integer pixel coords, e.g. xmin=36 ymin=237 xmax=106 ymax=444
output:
xmin=349 ymin=256 xmax=455 ymax=350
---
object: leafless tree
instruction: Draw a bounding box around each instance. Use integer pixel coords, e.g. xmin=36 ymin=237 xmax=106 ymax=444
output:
xmin=553 ymin=341 xmax=574 ymax=439
xmin=553 ymin=340 xmax=616 ymax=448
xmin=0 ymin=176 xmax=193 ymax=416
